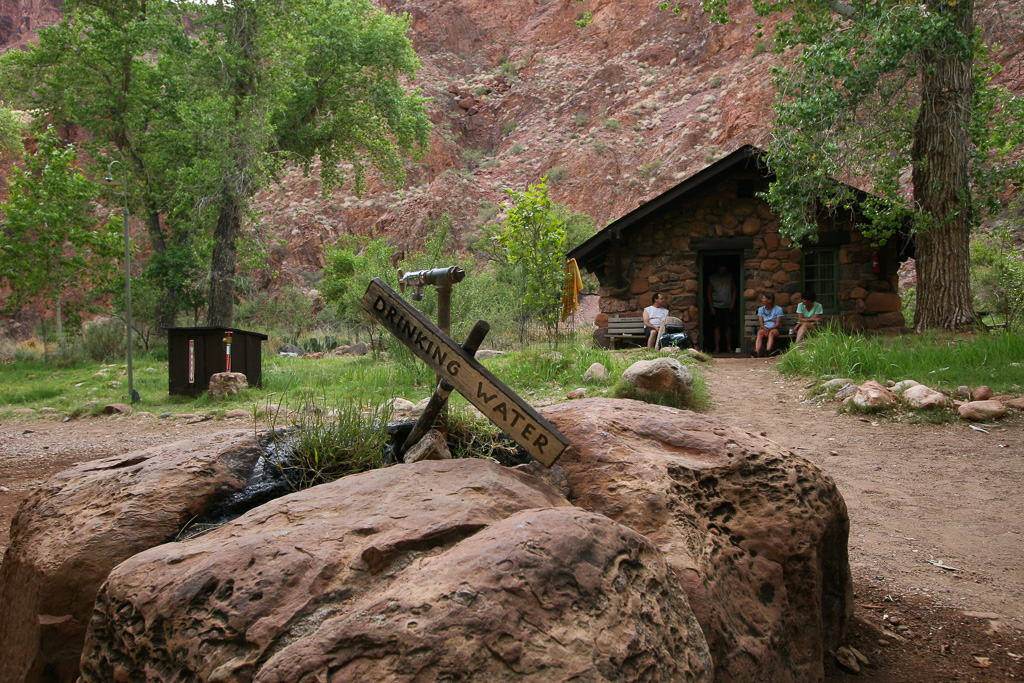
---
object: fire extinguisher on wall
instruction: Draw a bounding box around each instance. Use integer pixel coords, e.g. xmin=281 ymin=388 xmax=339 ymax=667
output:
xmin=872 ymin=252 xmax=881 ymax=275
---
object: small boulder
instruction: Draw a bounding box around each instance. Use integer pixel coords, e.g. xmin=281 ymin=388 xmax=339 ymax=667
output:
xmin=225 ymin=409 xmax=252 ymax=420
xmin=103 ymin=403 xmax=132 ymax=415
xmin=852 ymin=381 xmax=895 ymax=411
xmin=278 ymin=343 xmax=304 ymax=356
xmin=956 ymin=385 xmax=973 ymax=399
xmin=958 ymin=400 xmax=1006 ymax=421
xmin=972 ymin=385 xmax=993 ymax=401
xmin=685 ymin=348 xmax=711 ymax=362
xmin=621 ymin=357 xmax=693 ymax=397
xmin=582 ymin=362 xmax=608 ymax=382
xmin=338 ymin=341 xmax=369 ymax=356
xmin=386 ymin=397 xmax=416 ymax=413
xmin=902 ymin=384 xmax=948 ymax=410
xmin=208 ymin=372 xmax=248 ymax=398
xmin=403 ymin=429 xmax=451 ymax=463
xmin=566 ymin=388 xmax=586 ymax=400
xmin=474 ymin=349 xmax=505 ymax=360
xmin=1004 ymin=397 xmax=1024 ymax=411
xmin=820 ymin=378 xmax=855 ymax=391
xmin=891 ymin=379 xmax=920 ymax=393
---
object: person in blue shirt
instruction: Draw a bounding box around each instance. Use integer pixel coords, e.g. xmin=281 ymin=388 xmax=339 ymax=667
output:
xmin=755 ymin=291 xmax=784 ymax=357
xmin=795 ymin=291 xmax=824 ymax=343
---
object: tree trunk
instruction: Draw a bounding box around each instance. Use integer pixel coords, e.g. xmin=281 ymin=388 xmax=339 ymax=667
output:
xmin=910 ymin=0 xmax=976 ymax=330
xmin=55 ymin=293 xmax=67 ymax=357
xmin=206 ymin=190 xmax=241 ymax=327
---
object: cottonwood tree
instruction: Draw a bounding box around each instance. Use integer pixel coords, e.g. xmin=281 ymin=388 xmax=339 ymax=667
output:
xmin=0 ymin=129 xmax=121 ymax=355
xmin=586 ymin=0 xmax=1023 ymax=329
xmin=1 ymin=0 xmax=430 ymax=329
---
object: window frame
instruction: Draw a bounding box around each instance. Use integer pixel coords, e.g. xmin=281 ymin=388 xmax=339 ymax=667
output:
xmin=801 ymin=247 xmax=839 ymax=314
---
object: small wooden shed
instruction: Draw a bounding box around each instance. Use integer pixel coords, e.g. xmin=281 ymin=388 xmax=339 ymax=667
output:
xmin=166 ymin=327 xmax=268 ymax=396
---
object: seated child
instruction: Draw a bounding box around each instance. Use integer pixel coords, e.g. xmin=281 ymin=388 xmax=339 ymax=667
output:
xmin=755 ymin=291 xmax=784 ymax=357
xmin=795 ymin=291 xmax=824 ymax=343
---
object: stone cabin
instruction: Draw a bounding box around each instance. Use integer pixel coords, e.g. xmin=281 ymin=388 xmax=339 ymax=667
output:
xmin=568 ymin=145 xmax=911 ymax=352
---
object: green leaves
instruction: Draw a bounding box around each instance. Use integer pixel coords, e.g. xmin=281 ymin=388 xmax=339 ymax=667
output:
xmin=0 ymin=128 xmax=120 ymax=334
xmin=498 ymin=177 xmax=567 ymax=334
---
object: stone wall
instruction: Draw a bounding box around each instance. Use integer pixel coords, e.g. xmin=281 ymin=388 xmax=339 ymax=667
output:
xmin=595 ymin=170 xmax=905 ymax=345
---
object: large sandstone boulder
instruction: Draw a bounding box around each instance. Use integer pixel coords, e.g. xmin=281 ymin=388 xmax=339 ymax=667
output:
xmin=0 ymin=431 xmax=264 ymax=683
xmin=539 ymin=398 xmax=852 ymax=683
xmin=621 ymin=357 xmax=694 ymax=396
xmin=79 ymin=460 xmax=712 ymax=682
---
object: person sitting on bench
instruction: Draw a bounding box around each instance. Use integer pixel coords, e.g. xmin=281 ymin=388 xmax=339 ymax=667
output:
xmin=642 ymin=293 xmax=670 ymax=348
xmin=795 ymin=291 xmax=824 ymax=343
xmin=755 ymin=291 xmax=784 ymax=357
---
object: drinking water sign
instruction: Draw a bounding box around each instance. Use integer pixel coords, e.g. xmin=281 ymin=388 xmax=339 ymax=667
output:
xmin=361 ymin=278 xmax=570 ymax=466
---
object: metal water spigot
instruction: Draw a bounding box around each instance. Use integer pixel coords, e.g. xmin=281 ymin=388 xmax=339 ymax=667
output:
xmin=398 ymin=266 xmax=465 ymax=301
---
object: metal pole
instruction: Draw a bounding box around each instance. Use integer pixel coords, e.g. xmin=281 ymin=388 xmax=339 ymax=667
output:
xmin=121 ymin=162 xmax=136 ymax=403
xmin=106 ymin=160 xmax=137 ymax=404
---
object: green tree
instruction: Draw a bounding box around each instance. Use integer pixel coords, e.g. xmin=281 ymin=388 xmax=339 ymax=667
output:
xmin=0 ymin=106 xmax=23 ymax=159
xmin=320 ymin=235 xmax=396 ymax=345
xmin=0 ymin=129 xmax=121 ymax=355
xmin=499 ymin=177 xmax=567 ymax=343
xmin=604 ymin=0 xmax=1023 ymax=329
xmin=1 ymin=0 xmax=430 ymax=330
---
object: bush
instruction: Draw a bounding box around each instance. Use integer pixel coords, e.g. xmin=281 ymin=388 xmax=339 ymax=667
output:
xmin=81 ymin=318 xmax=126 ymax=361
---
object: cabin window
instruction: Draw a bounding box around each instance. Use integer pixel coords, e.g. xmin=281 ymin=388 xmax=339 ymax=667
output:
xmin=802 ymin=248 xmax=839 ymax=313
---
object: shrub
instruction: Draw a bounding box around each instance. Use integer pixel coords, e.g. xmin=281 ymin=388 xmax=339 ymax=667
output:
xmin=547 ymin=165 xmax=569 ymax=183
xmin=81 ymin=318 xmax=126 ymax=361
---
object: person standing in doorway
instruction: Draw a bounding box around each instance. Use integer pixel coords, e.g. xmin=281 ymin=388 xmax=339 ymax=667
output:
xmin=706 ymin=264 xmax=736 ymax=353
xmin=643 ymin=292 xmax=670 ymax=348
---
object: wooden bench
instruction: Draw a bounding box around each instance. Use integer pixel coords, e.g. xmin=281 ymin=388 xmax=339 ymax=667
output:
xmin=744 ymin=313 xmax=836 ymax=351
xmin=744 ymin=313 xmax=800 ymax=350
xmin=607 ymin=315 xmax=647 ymax=349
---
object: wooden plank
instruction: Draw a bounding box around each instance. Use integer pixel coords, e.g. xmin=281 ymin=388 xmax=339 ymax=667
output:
xmin=362 ymin=278 xmax=570 ymax=466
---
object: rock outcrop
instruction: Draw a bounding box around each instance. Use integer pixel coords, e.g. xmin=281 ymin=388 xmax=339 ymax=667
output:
xmin=0 ymin=431 xmax=264 ymax=683
xmin=540 ymin=398 xmax=852 ymax=683
xmin=80 ymin=459 xmax=712 ymax=682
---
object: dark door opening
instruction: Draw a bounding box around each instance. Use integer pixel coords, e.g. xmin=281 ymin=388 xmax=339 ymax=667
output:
xmin=700 ymin=252 xmax=743 ymax=354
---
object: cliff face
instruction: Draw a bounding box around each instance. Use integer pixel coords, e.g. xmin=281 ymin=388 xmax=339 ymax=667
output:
xmin=2 ymin=0 xmax=1021 ymax=295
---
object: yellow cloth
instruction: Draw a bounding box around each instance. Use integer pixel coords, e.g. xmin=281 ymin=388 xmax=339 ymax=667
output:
xmin=562 ymin=258 xmax=584 ymax=321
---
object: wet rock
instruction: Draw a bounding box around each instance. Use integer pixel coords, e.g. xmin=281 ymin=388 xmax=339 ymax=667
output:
xmin=958 ymin=400 xmax=1006 ymax=421
xmin=539 ymin=398 xmax=852 ymax=683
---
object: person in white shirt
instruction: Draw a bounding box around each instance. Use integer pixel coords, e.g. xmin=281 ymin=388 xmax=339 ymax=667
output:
xmin=643 ymin=293 xmax=670 ymax=348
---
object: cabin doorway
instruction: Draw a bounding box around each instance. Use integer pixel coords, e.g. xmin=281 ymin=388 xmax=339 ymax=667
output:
xmin=699 ymin=252 xmax=744 ymax=354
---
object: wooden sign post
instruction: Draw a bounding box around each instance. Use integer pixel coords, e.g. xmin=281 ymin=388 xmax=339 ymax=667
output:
xmin=362 ymin=278 xmax=570 ymax=466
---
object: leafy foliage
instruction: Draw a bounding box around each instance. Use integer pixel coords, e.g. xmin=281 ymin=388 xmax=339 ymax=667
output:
xmin=499 ymin=178 xmax=567 ymax=342
xmin=0 ymin=128 xmax=120 ymax=354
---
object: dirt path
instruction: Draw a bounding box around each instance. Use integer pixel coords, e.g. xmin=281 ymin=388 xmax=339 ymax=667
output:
xmin=705 ymin=356 xmax=1024 ymax=680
